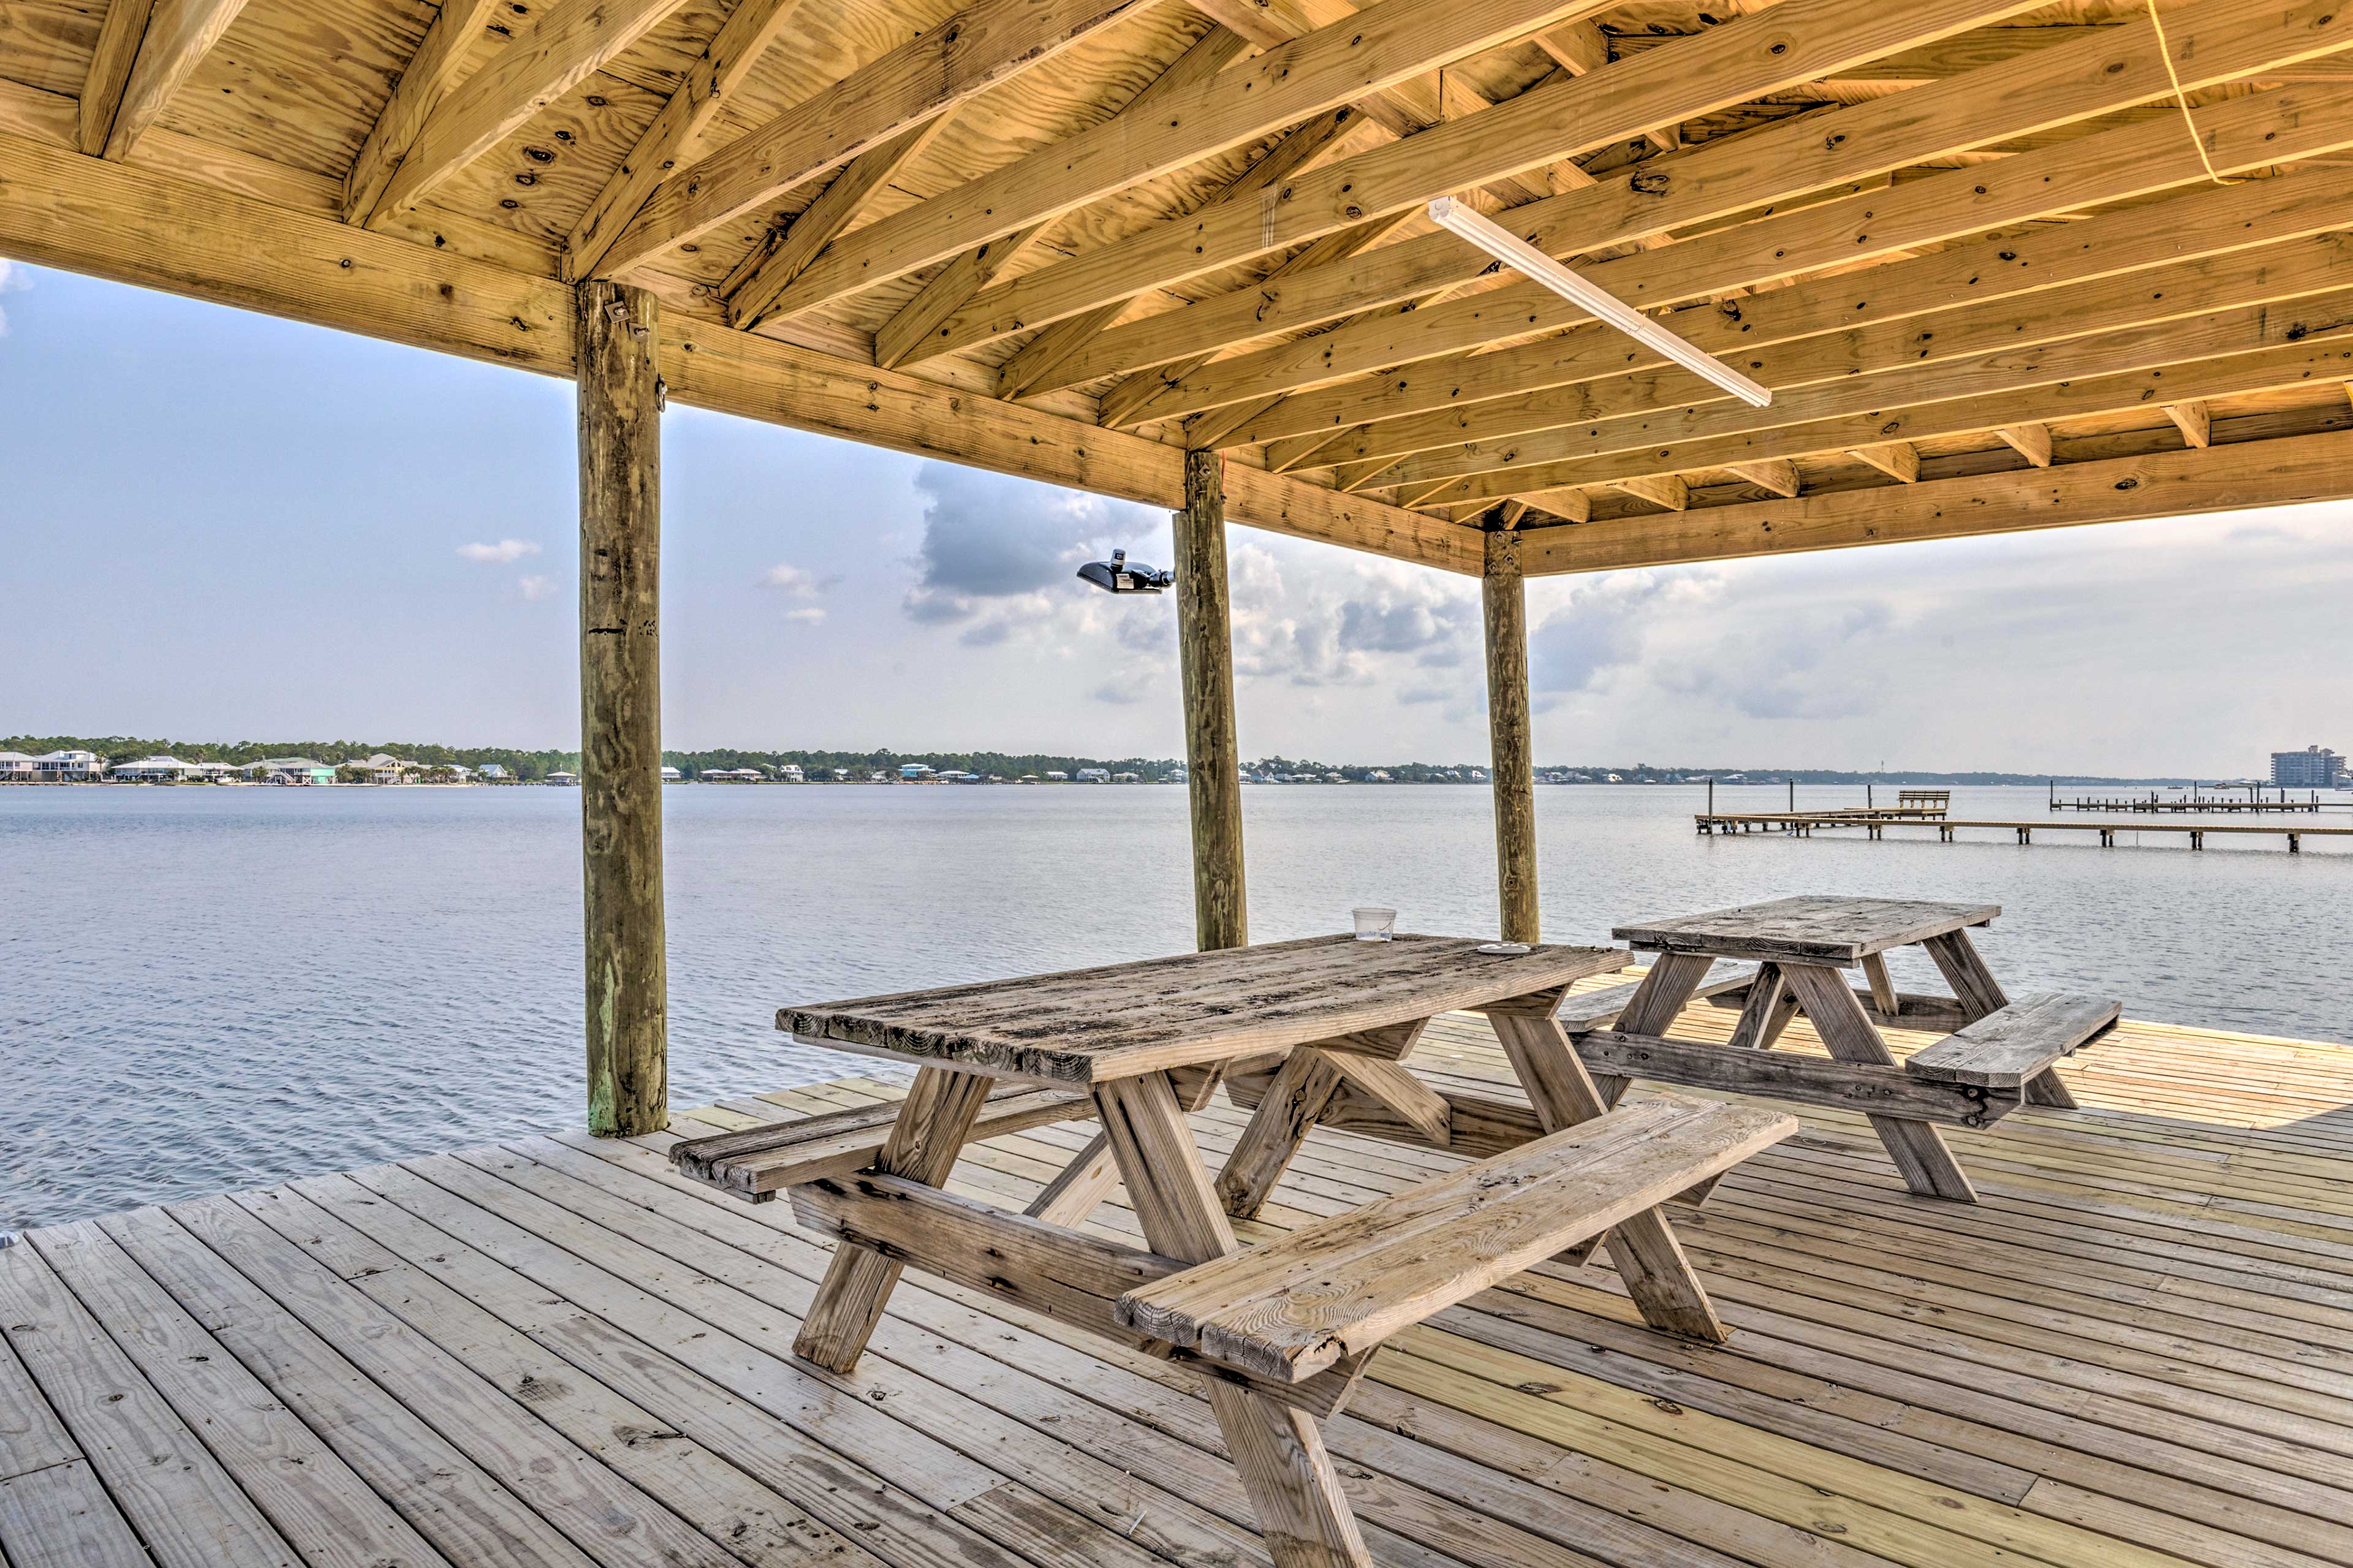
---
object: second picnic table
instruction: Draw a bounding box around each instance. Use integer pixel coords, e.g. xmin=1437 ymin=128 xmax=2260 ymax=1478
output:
xmin=669 ymin=933 xmax=1797 ymax=1568
xmin=1572 ymin=895 xmax=2120 ymax=1202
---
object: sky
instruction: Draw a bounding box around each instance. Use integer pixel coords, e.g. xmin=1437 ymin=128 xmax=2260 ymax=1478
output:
xmin=2 ymin=259 xmax=2347 ymax=776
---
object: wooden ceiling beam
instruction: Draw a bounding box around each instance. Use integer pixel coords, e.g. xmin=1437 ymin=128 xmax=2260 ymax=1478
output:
xmin=1450 ymin=293 xmax=2353 ymax=505
xmin=562 ymin=0 xmax=811 ymax=279
xmin=83 ymin=0 xmax=250 ymax=162
xmin=597 ymin=0 xmax=1163 ymax=280
xmin=1522 ymin=427 xmax=2353 ymax=576
xmin=1383 ymin=251 xmax=2353 ymax=496
xmin=1088 ymin=0 xmax=2353 ymax=426
xmin=746 ymin=0 xmax=1615 ymax=322
xmin=1316 ymin=183 xmax=2353 ymax=485
xmin=1217 ymin=82 xmax=2353 ymax=450
xmin=368 ymin=0 xmax=698 ymax=225
xmin=726 ymin=115 xmax=955 ymax=330
xmin=77 ymin=0 xmax=153 ymax=156
xmin=975 ymin=12 xmax=1631 ymax=394
xmin=906 ymin=0 xmax=2055 ymax=374
xmin=870 ymin=25 xmax=1253 ymax=371
xmin=343 ymin=0 xmax=513 ymax=224
xmin=1512 ymin=336 xmax=2353 ymax=505
xmin=0 ymin=124 xmax=1474 ymax=574
xmin=993 ymin=104 xmax=1367 ymax=398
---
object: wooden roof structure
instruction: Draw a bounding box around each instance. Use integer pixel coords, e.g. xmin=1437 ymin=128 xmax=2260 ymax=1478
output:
xmin=9 ymin=0 xmax=2353 ymax=576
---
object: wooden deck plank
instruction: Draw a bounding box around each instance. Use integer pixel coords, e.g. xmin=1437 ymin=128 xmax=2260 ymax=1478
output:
xmin=25 ymin=1221 xmax=461 ymax=1568
xmin=0 ymin=1239 xmax=301 ymax=1568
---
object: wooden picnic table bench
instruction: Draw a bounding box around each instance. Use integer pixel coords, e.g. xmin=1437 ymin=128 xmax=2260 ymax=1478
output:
xmin=670 ymin=933 xmax=1797 ymax=1568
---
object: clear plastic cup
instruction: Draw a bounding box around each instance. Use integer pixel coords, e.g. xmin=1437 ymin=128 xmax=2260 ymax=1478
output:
xmin=1352 ymin=906 xmax=1398 ymax=941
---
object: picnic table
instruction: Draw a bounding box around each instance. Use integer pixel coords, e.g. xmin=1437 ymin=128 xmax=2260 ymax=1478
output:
xmin=1572 ymin=895 xmax=2120 ymax=1202
xmin=670 ymin=933 xmax=1797 ymax=1568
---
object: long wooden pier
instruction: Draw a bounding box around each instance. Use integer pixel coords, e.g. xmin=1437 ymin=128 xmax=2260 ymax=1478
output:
xmin=2052 ymin=796 xmax=2328 ymax=814
xmin=9 ymin=980 xmax=2353 ymax=1568
xmin=1699 ymin=812 xmax=2353 ymax=851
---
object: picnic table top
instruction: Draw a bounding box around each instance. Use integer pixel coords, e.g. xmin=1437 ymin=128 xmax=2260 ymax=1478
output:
xmin=1612 ymin=895 xmax=1999 ymax=965
xmin=778 ymin=933 xmax=1628 ymax=1085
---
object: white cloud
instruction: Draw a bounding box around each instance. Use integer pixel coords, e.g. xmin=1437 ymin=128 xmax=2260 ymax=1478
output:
xmin=761 ymin=562 xmax=824 ymax=595
xmin=782 ymin=606 xmax=827 ymax=624
xmin=518 ymin=574 xmax=559 ymax=601
xmin=0 ymin=260 xmax=27 ymax=335
xmin=459 ymin=539 xmax=541 ymax=564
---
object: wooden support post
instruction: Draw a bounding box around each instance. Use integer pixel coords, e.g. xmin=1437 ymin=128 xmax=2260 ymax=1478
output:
xmin=576 ymin=279 xmax=669 ymax=1138
xmin=1482 ymin=523 xmax=1539 ymax=943
xmin=1175 ymin=450 xmax=1248 ymax=950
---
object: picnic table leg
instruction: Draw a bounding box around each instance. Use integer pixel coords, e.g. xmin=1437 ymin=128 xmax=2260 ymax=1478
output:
xmin=1490 ymin=1014 xmax=1729 ymax=1342
xmin=1217 ymin=1048 xmax=1349 ymax=1219
xmin=794 ymin=1066 xmax=995 ymax=1371
xmin=1779 ymin=964 xmax=1977 ymax=1202
xmin=1025 ymin=1130 xmax=1121 ymax=1227
xmin=1094 ymin=1072 xmax=1373 ymax=1568
xmin=1920 ymin=929 xmax=2074 ymax=1106
xmin=1217 ymin=1021 xmax=1438 ymax=1219
xmin=1726 ymin=963 xmax=1798 ymax=1050
xmin=1590 ymin=952 xmax=1718 ymax=1107
xmin=1922 ymin=930 xmax=2007 ymax=1020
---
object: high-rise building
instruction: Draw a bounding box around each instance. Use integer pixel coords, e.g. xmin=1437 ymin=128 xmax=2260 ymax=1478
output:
xmin=2271 ymin=746 xmax=2345 ymax=788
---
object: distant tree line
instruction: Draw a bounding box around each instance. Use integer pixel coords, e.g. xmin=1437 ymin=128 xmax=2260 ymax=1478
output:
xmin=8 ymin=736 xmax=2202 ymax=787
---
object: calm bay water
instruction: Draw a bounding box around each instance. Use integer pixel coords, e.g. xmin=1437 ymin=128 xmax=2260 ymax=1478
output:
xmin=5 ymin=781 xmax=2348 ymax=1231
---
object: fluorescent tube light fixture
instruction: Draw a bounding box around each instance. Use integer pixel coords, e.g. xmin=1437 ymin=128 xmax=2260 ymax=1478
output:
xmin=1425 ymin=197 xmax=1772 ymax=408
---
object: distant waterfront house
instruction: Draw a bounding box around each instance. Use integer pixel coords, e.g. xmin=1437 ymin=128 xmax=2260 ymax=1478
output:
xmin=1044 ymin=771 xmax=1069 ymax=782
xmin=34 ymin=750 xmax=105 ymax=781
xmin=1113 ymin=771 xmax=1140 ymax=782
xmin=547 ymin=771 xmax=579 ymax=786
xmin=111 ymin=756 xmax=206 ymax=781
xmin=478 ymin=763 xmax=509 ymax=781
xmin=900 ymin=763 xmax=935 ymax=781
xmin=778 ymin=764 xmax=805 ymax=782
xmin=702 ymin=768 xmax=763 ymax=782
xmin=660 ymin=766 xmax=684 ymax=782
xmin=1075 ymin=768 xmax=1110 ymax=782
xmin=340 ymin=752 xmax=419 ymax=785
xmin=244 ymin=757 xmax=335 ymax=785
xmin=0 ymin=751 xmax=37 ymax=781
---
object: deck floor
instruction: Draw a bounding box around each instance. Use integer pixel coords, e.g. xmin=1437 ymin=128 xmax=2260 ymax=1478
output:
xmin=9 ymin=983 xmax=2353 ymax=1568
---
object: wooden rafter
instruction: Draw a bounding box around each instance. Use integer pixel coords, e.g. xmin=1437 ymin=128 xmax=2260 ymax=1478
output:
xmin=725 ymin=116 xmax=955 ymax=330
xmin=596 ymin=0 xmax=1160 ymax=279
xmin=1237 ymin=89 xmax=2353 ymax=472
xmin=991 ymin=105 xmax=1368 ymax=397
xmin=975 ymin=6 xmax=1632 ymax=395
xmin=563 ymin=0 xmax=811 ymax=279
xmin=926 ymin=0 xmax=2063 ymax=379
xmin=1388 ymin=248 xmax=2353 ymax=502
xmin=1093 ymin=0 xmax=2353 ymax=428
xmin=368 ymin=0 xmax=698 ymax=225
xmin=743 ymin=0 xmax=1617 ymax=324
xmin=1523 ymin=427 xmax=2353 ymax=575
xmin=81 ymin=0 xmax=249 ymax=162
xmin=342 ymin=0 xmax=513 ymax=223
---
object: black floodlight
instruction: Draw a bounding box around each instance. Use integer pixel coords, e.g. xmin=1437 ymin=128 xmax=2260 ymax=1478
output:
xmin=1076 ymin=548 xmax=1173 ymax=595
